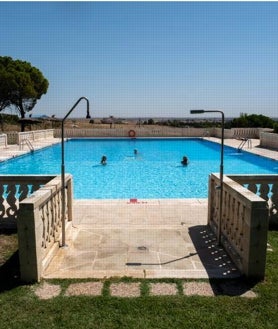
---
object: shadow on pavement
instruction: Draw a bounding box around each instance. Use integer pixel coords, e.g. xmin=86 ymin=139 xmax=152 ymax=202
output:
xmin=209 ymin=277 xmax=258 ymax=296
xmin=189 ymin=225 xmax=258 ymax=296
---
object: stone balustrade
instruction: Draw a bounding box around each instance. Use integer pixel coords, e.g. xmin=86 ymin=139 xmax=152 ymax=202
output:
xmin=232 ymin=127 xmax=262 ymax=139
xmin=17 ymin=174 xmax=73 ymax=282
xmin=230 ymin=174 xmax=278 ymax=228
xmin=0 ymin=175 xmax=54 ymax=225
xmin=208 ymin=173 xmax=273 ymax=279
xmin=5 ymin=131 xmax=18 ymax=145
xmin=17 ymin=129 xmax=55 ymax=144
xmin=0 ymin=133 xmax=8 ymax=148
xmin=3 ymin=127 xmax=275 ymax=145
xmin=54 ymin=127 xmax=209 ymax=138
xmin=54 ymin=126 xmax=273 ymax=140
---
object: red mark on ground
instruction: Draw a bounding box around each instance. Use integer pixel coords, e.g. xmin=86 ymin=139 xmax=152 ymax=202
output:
xmin=128 ymin=198 xmax=147 ymax=204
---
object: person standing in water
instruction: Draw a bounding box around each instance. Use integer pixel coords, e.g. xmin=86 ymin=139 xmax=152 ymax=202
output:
xmin=101 ymin=155 xmax=107 ymax=165
xmin=181 ymin=156 xmax=188 ymax=166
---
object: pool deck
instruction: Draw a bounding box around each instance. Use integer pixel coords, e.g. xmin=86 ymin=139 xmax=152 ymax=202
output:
xmin=2 ymin=137 xmax=278 ymax=279
xmin=43 ymin=198 xmax=241 ymax=279
xmin=1 ymin=137 xmax=277 ymax=162
xmin=208 ymin=137 xmax=278 ymax=161
xmin=0 ymin=137 xmax=61 ymax=162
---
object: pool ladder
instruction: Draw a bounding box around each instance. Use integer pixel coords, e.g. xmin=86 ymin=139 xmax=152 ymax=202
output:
xmin=19 ymin=138 xmax=34 ymax=152
xmin=237 ymin=138 xmax=252 ymax=152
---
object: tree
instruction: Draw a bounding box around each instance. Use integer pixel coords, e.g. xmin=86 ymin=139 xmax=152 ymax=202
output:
xmin=0 ymin=56 xmax=49 ymax=131
xmin=230 ymin=113 xmax=275 ymax=128
xmin=0 ymin=70 xmax=12 ymax=111
xmin=273 ymin=122 xmax=278 ymax=134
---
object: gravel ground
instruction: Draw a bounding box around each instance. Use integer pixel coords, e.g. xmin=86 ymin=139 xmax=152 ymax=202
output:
xmin=183 ymin=282 xmax=215 ymax=296
xmin=150 ymin=283 xmax=178 ymax=296
xmin=110 ymin=282 xmax=141 ymax=297
xmin=33 ymin=280 xmax=257 ymax=299
xmin=34 ymin=282 xmax=61 ymax=300
xmin=65 ymin=282 xmax=103 ymax=296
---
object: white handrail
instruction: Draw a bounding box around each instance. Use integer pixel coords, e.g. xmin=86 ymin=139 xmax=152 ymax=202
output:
xmin=0 ymin=134 xmax=8 ymax=148
xmin=19 ymin=138 xmax=34 ymax=151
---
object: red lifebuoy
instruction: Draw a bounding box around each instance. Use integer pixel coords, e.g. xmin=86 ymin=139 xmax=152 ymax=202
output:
xmin=128 ymin=130 xmax=136 ymax=138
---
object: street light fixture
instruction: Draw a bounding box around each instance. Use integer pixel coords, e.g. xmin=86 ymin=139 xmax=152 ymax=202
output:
xmin=190 ymin=109 xmax=225 ymax=246
xmin=61 ymin=97 xmax=91 ymax=247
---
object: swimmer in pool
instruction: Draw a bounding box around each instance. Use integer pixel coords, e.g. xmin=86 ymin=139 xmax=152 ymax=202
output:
xmin=101 ymin=155 xmax=107 ymax=165
xmin=181 ymin=156 xmax=188 ymax=166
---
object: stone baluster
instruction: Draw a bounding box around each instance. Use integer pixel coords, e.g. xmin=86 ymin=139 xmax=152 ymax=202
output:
xmin=234 ymin=200 xmax=240 ymax=247
xmin=269 ymin=183 xmax=278 ymax=225
xmin=222 ymin=189 xmax=229 ymax=232
xmin=236 ymin=202 xmax=245 ymax=252
xmin=45 ymin=202 xmax=51 ymax=246
xmin=230 ymin=198 xmax=237 ymax=246
xmin=230 ymin=197 xmax=235 ymax=237
xmin=6 ymin=184 xmax=18 ymax=217
xmin=53 ymin=193 xmax=59 ymax=238
xmin=18 ymin=183 xmax=29 ymax=201
xmin=259 ymin=183 xmax=270 ymax=202
xmin=49 ymin=197 xmax=55 ymax=241
xmin=57 ymin=189 xmax=62 ymax=227
xmin=238 ymin=203 xmax=245 ymax=252
xmin=0 ymin=185 xmax=5 ymax=218
xmin=41 ymin=204 xmax=47 ymax=248
xmin=227 ymin=194 xmax=234 ymax=239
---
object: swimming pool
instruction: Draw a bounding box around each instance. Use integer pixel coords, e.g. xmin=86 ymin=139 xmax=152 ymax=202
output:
xmin=1 ymin=138 xmax=277 ymax=199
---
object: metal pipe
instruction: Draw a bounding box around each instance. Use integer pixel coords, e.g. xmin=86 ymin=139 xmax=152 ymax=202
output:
xmin=61 ymin=97 xmax=90 ymax=247
xmin=190 ymin=109 xmax=225 ymax=246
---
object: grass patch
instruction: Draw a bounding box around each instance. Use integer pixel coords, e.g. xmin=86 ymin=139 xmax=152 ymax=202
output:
xmin=0 ymin=232 xmax=278 ymax=328
xmin=0 ymin=233 xmax=18 ymax=265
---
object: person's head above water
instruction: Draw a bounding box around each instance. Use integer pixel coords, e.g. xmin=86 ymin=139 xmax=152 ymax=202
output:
xmin=181 ymin=156 xmax=188 ymax=165
xmin=101 ymin=155 xmax=107 ymax=165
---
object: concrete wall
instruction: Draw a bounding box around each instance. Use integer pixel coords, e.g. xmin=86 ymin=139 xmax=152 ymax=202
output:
xmin=260 ymin=132 xmax=278 ymax=150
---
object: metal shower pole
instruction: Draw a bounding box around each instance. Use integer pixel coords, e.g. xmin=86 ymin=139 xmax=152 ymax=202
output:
xmin=61 ymin=97 xmax=90 ymax=247
xmin=190 ymin=109 xmax=225 ymax=246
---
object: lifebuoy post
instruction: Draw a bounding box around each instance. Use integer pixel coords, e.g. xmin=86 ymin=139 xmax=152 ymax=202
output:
xmin=128 ymin=130 xmax=136 ymax=138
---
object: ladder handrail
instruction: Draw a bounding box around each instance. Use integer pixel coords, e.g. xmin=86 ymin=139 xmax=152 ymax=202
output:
xmin=19 ymin=138 xmax=34 ymax=151
xmin=237 ymin=138 xmax=252 ymax=151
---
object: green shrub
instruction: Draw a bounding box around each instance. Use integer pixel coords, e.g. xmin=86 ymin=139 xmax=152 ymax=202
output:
xmin=273 ymin=122 xmax=278 ymax=134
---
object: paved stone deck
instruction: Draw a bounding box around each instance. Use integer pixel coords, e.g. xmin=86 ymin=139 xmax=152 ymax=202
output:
xmin=0 ymin=137 xmax=60 ymax=162
xmin=43 ymin=198 xmax=241 ymax=279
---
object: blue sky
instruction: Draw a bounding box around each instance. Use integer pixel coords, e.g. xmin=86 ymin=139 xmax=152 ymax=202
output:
xmin=1 ymin=1 xmax=278 ymax=118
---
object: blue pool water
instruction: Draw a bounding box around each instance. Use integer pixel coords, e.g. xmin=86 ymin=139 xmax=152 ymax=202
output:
xmin=1 ymin=138 xmax=277 ymax=199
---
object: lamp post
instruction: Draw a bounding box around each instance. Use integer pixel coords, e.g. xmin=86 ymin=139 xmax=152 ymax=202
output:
xmin=190 ymin=109 xmax=225 ymax=246
xmin=61 ymin=97 xmax=91 ymax=247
